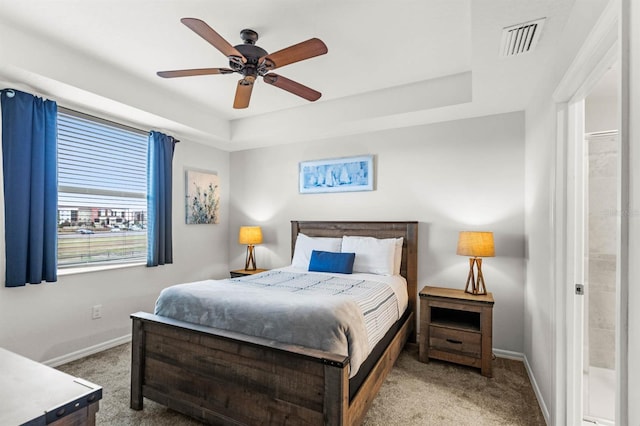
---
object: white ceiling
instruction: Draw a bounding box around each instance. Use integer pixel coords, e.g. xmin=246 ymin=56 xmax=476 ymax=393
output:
xmin=0 ymin=0 xmax=600 ymax=151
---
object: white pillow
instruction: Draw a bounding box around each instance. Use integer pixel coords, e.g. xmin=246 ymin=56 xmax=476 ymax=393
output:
xmin=291 ymin=233 xmax=342 ymax=269
xmin=341 ymin=236 xmax=402 ymax=275
xmin=393 ymin=237 xmax=404 ymax=275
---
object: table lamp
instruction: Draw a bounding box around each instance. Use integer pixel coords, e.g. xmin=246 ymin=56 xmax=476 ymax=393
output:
xmin=456 ymin=231 xmax=495 ymax=295
xmin=238 ymin=226 xmax=263 ymax=270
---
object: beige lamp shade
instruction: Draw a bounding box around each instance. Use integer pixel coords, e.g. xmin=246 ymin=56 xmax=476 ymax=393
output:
xmin=238 ymin=226 xmax=263 ymax=245
xmin=456 ymin=231 xmax=495 ymax=258
xmin=457 ymin=231 xmax=494 ymax=295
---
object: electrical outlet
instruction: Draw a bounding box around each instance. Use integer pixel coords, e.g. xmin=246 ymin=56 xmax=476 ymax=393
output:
xmin=92 ymin=304 xmax=102 ymax=319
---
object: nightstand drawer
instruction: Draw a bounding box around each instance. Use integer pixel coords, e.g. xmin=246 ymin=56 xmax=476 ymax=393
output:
xmin=429 ymin=325 xmax=481 ymax=358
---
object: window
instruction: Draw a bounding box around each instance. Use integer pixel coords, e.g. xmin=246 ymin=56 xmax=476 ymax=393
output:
xmin=57 ymin=109 xmax=147 ymax=268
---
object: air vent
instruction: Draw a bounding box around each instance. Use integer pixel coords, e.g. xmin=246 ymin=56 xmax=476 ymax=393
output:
xmin=500 ymin=18 xmax=546 ymax=57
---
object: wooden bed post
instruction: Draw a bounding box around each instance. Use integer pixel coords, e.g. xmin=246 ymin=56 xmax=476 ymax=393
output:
xmin=323 ymin=364 xmax=349 ymax=425
xmin=130 ymin=316 xmax=144 ymax=410
xmin=406 ymin=222 xmax=418 ymax=343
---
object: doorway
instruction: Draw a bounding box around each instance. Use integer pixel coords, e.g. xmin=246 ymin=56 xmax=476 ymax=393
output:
xmin=582 ymin=64 xmax=618 ymax=426
xmin=565 ymin=63 xmax=619 ymax=426
xmin=551 ymin=3 xmax=623 ymax=423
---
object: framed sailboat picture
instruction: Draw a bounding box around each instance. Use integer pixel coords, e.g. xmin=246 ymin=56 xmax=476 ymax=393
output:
xmin=299 ymin=155 xmax=374 ymax=194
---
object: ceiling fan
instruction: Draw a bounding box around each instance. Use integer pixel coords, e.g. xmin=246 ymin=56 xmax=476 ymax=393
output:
xmin=157 ymin=18 xmax=328 ymax=109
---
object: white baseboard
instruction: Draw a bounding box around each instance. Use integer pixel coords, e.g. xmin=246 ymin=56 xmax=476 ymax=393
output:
xmin=523 ymin=354 xmax=551 ymax=425
xmin=493 ymin=348 xmax=525 ymax=360
xmin=43 ymin=334 xmax=132 ymax=367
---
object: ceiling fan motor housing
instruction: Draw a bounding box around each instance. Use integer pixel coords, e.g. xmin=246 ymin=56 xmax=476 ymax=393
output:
xmin=232 ymin=36 xmax=268 ymax=80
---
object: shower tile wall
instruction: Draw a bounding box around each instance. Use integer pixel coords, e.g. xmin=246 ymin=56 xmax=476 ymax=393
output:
xmin=587 ymin=133 xmax=617 ymax=369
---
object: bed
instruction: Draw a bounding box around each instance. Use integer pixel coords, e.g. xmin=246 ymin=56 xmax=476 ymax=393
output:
xmin=130 ymin=220 xmax=418 ymax=425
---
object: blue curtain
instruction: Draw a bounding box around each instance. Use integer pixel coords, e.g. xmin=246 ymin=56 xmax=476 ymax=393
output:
xmin=147 ymin=131 xmax=176 ymax=266
xmin=1 ymin=89 xmax=58 ymax=287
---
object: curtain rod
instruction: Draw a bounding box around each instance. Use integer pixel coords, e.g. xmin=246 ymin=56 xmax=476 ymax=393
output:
xmin=2 ymin=87 xmax=56 ymax=101
xmin=2 ymin=89 xmax=180 ymax=143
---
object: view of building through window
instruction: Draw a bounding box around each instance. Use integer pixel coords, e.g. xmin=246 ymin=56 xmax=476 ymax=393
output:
xmin=57 ymin=109 xmax=148 ymax=267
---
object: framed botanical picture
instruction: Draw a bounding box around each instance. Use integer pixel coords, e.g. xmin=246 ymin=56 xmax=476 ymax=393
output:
xmin=185 ymin=168 xmax=220 ymax=224
xmin=299 ymin=155 xmax=374 ymax=194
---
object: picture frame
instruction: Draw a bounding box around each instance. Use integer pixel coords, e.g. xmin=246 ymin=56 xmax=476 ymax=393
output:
xmin=185 ymin=168 xmax=220 ymax=224
xmin=299 ymin=155 xmax=374 ymax=194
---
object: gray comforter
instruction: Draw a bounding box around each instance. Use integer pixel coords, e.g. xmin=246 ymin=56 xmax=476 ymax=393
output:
xmin=154 ymin=270 xmax=400 ymax=377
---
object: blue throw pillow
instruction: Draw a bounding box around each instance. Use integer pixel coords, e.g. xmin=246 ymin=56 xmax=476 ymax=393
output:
xmin=308 ymin=250 xmax=356 ymax=274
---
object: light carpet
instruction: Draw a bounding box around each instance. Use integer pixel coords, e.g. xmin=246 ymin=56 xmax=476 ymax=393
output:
xmin=57 ymin=342 xmax=545 ymax=425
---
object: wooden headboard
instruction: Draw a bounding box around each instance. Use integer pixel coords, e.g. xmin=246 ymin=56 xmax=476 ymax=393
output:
xmin=290 ymin=221 xmax=419 ymax=319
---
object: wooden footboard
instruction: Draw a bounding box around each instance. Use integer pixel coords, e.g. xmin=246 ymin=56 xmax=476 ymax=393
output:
xmin=131 ymin=310 xmax=413 ymax=425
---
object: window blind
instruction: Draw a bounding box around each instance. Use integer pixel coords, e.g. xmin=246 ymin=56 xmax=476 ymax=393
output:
xmin=57 ymin=109 xmax=148 ymax=267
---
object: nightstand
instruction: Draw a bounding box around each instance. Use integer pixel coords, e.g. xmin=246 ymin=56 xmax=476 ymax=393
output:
xmin=419 ymin=286 xmax=494 ymax=377
xmin=230 ymin=268 xmax=268 ymax=278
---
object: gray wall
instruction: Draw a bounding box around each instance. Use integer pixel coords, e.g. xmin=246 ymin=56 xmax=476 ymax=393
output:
xmin=524 ymin=89 xmax=558 ymax=422
xmin=0 ymin=109 xmax=527 ymax=362
xmin=229 ymin=111 xmax=526 ymax=353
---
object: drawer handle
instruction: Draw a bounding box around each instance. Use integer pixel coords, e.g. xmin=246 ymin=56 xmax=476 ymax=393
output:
xmin=446 ymin=338 xmax=463 ymax=345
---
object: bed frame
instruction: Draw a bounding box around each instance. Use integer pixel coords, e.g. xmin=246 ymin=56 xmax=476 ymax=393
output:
xmin=130 ymin=220 xmax=418 ymax=425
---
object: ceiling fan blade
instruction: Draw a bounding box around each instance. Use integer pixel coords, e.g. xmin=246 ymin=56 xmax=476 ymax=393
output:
xmin=181 ymin=18 xmax=246 ymax=63
xmin=157 ymin=68 xmax=234 ymax=78
xmin=233 ymin=78 xmax=254 ymax=109
xmin=262 ymin=73 xmax=321 ymax=101
xmin=260 ymin=38 xmax=327 ymax=71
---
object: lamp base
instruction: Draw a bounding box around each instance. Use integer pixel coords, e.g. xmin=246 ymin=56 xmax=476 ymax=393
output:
xmin=244 ymin=245 xmax=257 ymax=271
xmin=464 ymin=257 xmax=487 ymax=295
